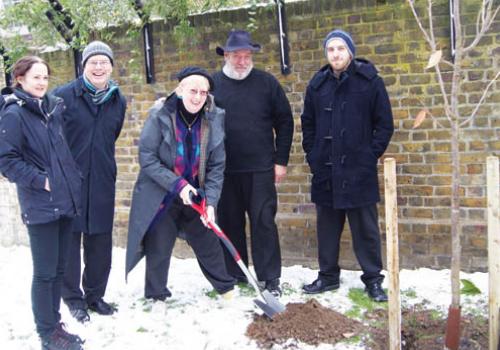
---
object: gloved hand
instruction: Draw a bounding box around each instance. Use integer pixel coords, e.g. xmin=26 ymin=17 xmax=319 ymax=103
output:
xmin=200 ymin=205 xmax=215 ymax=227
xmin=179 ymin=183 xmax=197 ymax=205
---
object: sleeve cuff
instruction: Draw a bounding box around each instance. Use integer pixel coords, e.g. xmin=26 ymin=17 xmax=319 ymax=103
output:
xmin=275 ymin=158 xmax=289 ymax=167
xmin=173 ymin=178 xmax=189 ymax=194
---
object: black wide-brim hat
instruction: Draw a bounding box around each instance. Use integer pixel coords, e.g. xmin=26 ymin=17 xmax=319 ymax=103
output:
xmin=216 ymin=30 xmax=261 ymax=56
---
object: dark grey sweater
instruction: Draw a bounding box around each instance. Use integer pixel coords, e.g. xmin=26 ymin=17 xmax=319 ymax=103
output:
xmin=213 ymin=68 xmax=294 ymax=173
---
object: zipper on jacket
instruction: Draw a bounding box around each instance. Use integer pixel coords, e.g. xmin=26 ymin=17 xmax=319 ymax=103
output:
xmin=37 ymin=98 xmax=62 ymax=125
xmin=37 ymin=100 xmax=50 ymax=127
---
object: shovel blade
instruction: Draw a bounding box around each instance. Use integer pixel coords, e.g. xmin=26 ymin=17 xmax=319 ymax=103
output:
xmin=253 ymin=290 xmax=286 ymax=319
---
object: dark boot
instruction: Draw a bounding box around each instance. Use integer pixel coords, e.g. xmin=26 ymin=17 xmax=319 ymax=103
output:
xmin=145 ymin=287 xmax=172 ymax=302
xmin=88 ymin=298 xmax=117 ymax=315
xmin=68 ymin=307 xmax=90 ymax=323
xmin=365 ymin=282 xmax=388 ymax=302
xmin=54 ymin=323 xmax=84 ymax=344
xmin=302 ymin=278 xmax=339 ymax=294
xmin=264 ymin=278 xmax=281 ymax=297
xmin=41 ymin=328 xmax=83 ymax=350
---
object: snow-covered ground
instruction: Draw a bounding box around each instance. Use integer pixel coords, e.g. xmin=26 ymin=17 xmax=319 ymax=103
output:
xmin=0 ymin=245 xmax=488 ymax=350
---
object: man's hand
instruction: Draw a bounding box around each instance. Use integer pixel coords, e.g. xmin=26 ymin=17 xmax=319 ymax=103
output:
xmin=274 ymin=164 xmax=287 ymax=183
xmin=200 ymin=205 xmax=215 ymax=227
xmin=44 ymin=177 xmax=51 ymax=192
xmin=179 ymin=184 xmax=197 ymax=205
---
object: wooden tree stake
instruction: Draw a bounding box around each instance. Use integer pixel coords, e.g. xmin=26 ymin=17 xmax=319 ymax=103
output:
xmin=487 ymin=156 xmax=500 ymax=350
xmin=384 ymin=158 xmax=401 ymax=350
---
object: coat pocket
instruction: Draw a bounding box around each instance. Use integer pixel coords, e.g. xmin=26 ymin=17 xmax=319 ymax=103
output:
xmin=311 ymin=169 xmax=332 ymax=205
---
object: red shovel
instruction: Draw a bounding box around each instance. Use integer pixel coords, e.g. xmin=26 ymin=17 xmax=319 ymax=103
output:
xmin=189 ymin=191 xmax=286 ymax=319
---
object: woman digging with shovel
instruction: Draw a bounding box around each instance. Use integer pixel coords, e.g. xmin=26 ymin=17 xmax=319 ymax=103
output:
xmin=125 ymin=67 xmax=235 ymax=301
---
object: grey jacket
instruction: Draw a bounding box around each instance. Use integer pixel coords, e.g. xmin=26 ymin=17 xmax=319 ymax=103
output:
xmin=125 ymin=92 xmax=225 ymax=277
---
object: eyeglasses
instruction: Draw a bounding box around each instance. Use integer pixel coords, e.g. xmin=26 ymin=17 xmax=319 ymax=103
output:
xmin=188 ymin=88 xmax=209 ymax=97
xmin=87 ymin=60 xmax=111 ymax=67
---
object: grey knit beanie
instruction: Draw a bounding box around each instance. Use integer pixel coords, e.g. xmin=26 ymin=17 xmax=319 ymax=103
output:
xmin=82 ymin=41 xmax=114 ymax=67
xmin=323 ymin=30 xmax=355 ymax=58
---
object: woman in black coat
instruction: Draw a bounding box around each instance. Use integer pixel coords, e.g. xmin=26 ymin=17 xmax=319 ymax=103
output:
xmin=0 ymin=56 xmax=83 ymax=350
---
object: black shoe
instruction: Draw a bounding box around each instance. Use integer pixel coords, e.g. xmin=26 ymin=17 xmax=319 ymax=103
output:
xmin=264 ymin=278 xmax=282 ymax=297
xmin=41 ymin=328 xmax=83 ymax=350
xmin=302 ymin=278 xmax=340 ymax=294
xmin=69 ymin=307 xmax=90 ymax=323
xmin=145 ymin=294 xmax=170 ymax=302
xmin=88 ymin=299 xmax=117 ymax=315
xmin=365 ymin=283 xmax=388 ymax=302
xmin=145 ymin=288 xmax=172 ymax=302
xmin=55 ymin=323 xmax=84 ymax=345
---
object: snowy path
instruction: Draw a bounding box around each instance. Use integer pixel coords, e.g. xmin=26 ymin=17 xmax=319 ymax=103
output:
xmin=0 ymin=246 xmax=488 ymax=350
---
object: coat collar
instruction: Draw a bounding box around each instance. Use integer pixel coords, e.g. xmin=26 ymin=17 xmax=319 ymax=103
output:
xmin=73 ymin=76 xmax=121 ymax=101
xmin=13 ymin=89 xmax=64 ymax=118
xmin=310 ymin=58 xmax=378 ymax=90
xmin=73 ymin=77 xmax=86 ymax=97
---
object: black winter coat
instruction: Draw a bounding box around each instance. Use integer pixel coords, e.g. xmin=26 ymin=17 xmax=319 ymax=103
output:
xmin=301 ymin=59 xmax=394 ymax=208
xmin=0 ymin=89 xmax=82 ymax=225
xmin=53 ymin=78 xmax=126 ymax=234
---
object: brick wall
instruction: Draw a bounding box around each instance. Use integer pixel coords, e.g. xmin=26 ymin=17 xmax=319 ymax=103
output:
xmin=1 ymin=0 xmax=498 ymax=272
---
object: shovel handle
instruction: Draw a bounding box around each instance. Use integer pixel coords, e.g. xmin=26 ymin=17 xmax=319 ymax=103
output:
xmin=189 ymin=192 xmax=285 ymax=317
xmin=189 ymin=192 xmax=242 ymax=262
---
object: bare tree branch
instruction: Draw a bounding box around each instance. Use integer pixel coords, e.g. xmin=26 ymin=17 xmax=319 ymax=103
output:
xmin=449 ymin=0 xmax=462 ymax=123
xmin=434 ymin=63 xmax=453 ymax=121
xmin=408 ymin=0 xmax=453 ymax=121
xmin=407 ymin=0 xmax=434 ymax=48
xmin=459 ymin=71 xmax=500 ymax=127
xmin=441 ymin=59 xmax=455 ymax=68
xmin=464 ymin=2 xmax=500 ymax=53
xmin=427 ymin=0 xmax=436 ymax=50
xmin=475 ymin=1 xmax=485 ymax=38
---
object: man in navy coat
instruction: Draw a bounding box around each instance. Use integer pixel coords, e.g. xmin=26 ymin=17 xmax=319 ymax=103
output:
xmin=301 ymin=30 xmax=394 ymax=301
xmin=54 ymin=41 xmax=127 ymax=321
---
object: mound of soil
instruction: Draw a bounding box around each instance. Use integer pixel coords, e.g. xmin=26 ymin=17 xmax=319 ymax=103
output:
xmin=247 ymin=300 xmax=488 ymax=349
xmin=367 ymin=306 xmax=488 ymax=350
xmin=246 ymin=299 xmax=364 ymax=348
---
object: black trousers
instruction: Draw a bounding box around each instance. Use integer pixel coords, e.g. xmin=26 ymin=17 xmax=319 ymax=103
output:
xmin=27 ymin=217 xmax=73 ymax=338
xmin=143 ymin=199 xmax=234 ymax=298
xmin=62 ymin=231 xmax=112 ymax=307
xmin=217 ymin=170 xmax=281 ymax=282
xmin=316 ymin=204 xmax=384 ymax=286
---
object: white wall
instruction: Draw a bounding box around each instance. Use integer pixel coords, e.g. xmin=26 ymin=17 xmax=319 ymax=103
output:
xmin=0 ymin=178 xmax=28 ymax=246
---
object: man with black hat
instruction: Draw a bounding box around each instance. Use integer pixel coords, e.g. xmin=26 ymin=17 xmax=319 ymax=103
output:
xmin=213 ymin=30 xmax=294 ymax=297
xmin=125 ymin=67 xmax=235 ymax=300
xmin=53 ymin=40 xmax=127 ymax=321
xmin=301 ymin=29 xmax=394 ymax=301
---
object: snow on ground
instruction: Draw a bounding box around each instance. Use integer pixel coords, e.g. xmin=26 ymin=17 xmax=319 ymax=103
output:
xmin=0 ymin=245 xmax=488 ymax=350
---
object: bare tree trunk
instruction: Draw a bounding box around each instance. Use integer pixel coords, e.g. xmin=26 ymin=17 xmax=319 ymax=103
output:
xmin=449 ymin=0 xmax=462 ymax=309
xmin=450 ymin=121 xmax=461 ymax=308
xmin=408 ymin=0 xmax=500 ymax=347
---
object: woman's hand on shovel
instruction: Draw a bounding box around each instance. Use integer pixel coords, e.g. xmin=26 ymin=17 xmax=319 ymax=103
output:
xmin=179 ymin=184 xmax=197 ymax=205
xmin=200 ymin=206 xmax=215 ymax=228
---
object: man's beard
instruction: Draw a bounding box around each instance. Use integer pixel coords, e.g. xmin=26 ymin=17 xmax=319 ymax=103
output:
xmin=222 ymin=62 xmax=253 ymax=80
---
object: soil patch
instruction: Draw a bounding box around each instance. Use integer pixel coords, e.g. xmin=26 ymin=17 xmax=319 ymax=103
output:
xmin=246 ymin=299 xmax=364 ymax=348
xmin=246 ymin=300 xmax=488 ymax=349
xmin=367 ymin=305 xmax=488 ymax=350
